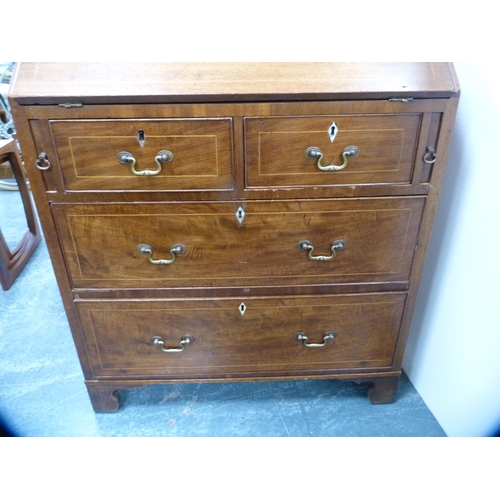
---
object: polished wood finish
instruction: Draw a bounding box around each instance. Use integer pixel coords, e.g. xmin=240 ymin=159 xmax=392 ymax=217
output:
xmin=0 ymin=139 xmax=41 ymax=291
xmin=10 ymin=63 xmax=459 ymax=104
xmin=367 ymin=376 xmax=400 ymax=404
xmin=85 ymin=384 xmax=121 ymax=413
xmin=50 ymin=118 xmax=233 ymax=192
xmin=19 ymin=99 xmax=447 ymax=202
xmin=76 ymin=294 xmax=406 ymax=377
xmin=52 ymin=198 xmax=424 ymax=289
xmin=9 ymin=63 xmax=459 ymax=411
xmin=245 ymin=114 xmax=420 ymax=187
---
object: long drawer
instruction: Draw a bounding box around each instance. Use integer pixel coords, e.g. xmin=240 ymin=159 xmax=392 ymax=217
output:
xmin=77 ymin=293 xmax=407 ymax=378
xmin=53 ymin=197 xmax=425 ymax=289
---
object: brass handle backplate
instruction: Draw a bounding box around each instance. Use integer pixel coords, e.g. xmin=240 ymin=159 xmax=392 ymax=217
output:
xmin=35 ymin=152 xmax=51 ymax=170
xmin=151 ymin=335 xmax=192 ymax=353
xmin=298 ymin=239 xmax=346 ymax=261
xmin=294 ymin=331 xmax=337 ymax=348
xmin=117 ymin=150 xmax=173 ymax=176
xmin=305 ymin=145 xmax=359 ymax=171
xmin=136 ymin=243 xmax=186 ymax=265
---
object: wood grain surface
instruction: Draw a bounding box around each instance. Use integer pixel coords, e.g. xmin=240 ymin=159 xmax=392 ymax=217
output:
xmin=76 ymin=293 xmax=407 ymax=377
xmin=8 ymin=63 xmax=459 ymax=410
xmin=52 ymin=198 xmax=425 ymax=289
xmin=10 ymin=63 xmax=459 ymax=104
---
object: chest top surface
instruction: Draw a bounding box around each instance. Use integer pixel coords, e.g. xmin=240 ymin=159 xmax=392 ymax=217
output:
xmin=9 ymin=62 xmax=459 ymax=104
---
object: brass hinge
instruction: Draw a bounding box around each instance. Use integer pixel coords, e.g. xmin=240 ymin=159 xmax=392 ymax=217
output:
xmin=388 ymin=98 xmax=414 ymax=102
xmin=58 ymin=102 xmax=84 ymax=108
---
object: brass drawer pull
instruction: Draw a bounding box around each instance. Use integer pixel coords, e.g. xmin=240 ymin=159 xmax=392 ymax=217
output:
xmin=117 ymin=150 xmax=173 ymax=176
xmin=136 ymin=243 xmax=186 ymax=265
xmin=294 ymin=331 xmax=337 ymax=348
xmin=151 ymin=335 xmax=192 ymax=353
xmin=305 ymin=145 xmax=359 ymax=171
xmin=35 ymin=152 xmax=51 ymax=170
xmin=423 ymin=147 xmax=437 ymax=164
xmin=298 ymin=239 xmax=346 ymax=261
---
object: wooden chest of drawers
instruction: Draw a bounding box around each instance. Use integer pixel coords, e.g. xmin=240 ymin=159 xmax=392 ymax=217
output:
xmin=9 ymin=63 xmax=459 ymax=412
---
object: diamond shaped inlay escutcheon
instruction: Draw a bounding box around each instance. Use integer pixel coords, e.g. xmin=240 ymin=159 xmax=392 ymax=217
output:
xmin=328 ymin=122 xmax=338 ymax=143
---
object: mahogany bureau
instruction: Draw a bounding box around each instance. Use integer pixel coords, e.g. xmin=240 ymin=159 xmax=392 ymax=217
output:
xmin=9 ymin=63 xmax=460 ymax=412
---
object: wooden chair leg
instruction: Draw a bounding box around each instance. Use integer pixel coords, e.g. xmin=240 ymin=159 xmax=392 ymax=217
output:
xmin=0 ymin=139 xmax=41 ymax=291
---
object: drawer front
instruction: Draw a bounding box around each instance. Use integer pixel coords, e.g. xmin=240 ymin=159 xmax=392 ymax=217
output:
xmin=53 ymin=198 xmax=424 ymax=289
xmin=77 ymin=294 xmax=406 ymax=378
xmin=245 ymin=114 xmax=421 ymax=187
xmin=49 ymin=118 xmax=233 ymax=191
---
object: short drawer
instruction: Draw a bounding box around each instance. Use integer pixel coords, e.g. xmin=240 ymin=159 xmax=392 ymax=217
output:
xmin=77 ymin=293 xmax=406 ymax=378
xmin=49 ymin=118 xmax=233 ymax=191
xmin=245 ymin=114 xmax=421 ymax=188
xmin=53 ymin=197 xmax=424 ymax=289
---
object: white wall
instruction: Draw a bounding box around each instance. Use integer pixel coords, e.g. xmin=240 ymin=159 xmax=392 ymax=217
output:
xmin=403 ymin=62 xmax=500 ymax=437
